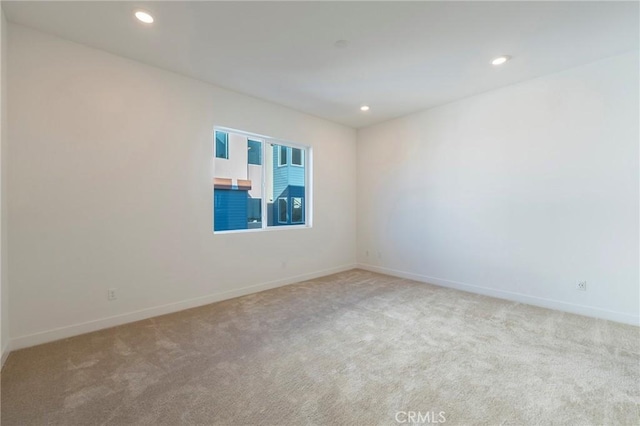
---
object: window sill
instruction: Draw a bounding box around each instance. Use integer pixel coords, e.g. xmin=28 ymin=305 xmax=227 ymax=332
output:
xmin=213 ymin=224 xmax=311 ymax=235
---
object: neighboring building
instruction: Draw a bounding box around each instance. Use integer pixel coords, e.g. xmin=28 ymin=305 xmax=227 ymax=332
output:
xmin=213 ymin=131 xmax=263 ymax=231
xmin=269 ymin=145 xmax=305 ymax=226
xmin=213 ymin=130 xmax=305 ymax=231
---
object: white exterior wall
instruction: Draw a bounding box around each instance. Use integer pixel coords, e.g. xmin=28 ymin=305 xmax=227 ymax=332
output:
xmin=214 ymin=132 xmax=248 ymax=182
xmin=215 ymin=133 xmax=263 ymax=198
xmin=248 ymin=164 xmax=262 ymax=199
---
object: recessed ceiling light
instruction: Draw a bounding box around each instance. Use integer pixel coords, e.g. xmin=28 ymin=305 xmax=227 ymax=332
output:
xmin=491 ymin=55 xmax=511 ymax=66
xmin=135 ymin=10 xmax=154 ymax=24
xmin=360 ymin=105 xmax=370 ymax=112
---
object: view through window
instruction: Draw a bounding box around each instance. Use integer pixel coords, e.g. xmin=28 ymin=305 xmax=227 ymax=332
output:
xmin=213 ymin=129 xmax=309 ymax=232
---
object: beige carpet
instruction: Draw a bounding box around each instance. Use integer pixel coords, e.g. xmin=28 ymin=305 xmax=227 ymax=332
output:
xmin=1 ymin=269 xmax=638 ymax=425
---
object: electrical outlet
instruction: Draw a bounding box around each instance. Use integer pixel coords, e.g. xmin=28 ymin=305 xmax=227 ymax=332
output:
xmin=108 ymin=288 xmax=117 ymax=300
xmin=576 ymin=281 xmax=587 ymax=291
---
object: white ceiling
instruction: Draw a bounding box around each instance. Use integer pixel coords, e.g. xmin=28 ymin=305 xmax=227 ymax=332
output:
xmin=3 ymin=1 xmax=639 ymax=128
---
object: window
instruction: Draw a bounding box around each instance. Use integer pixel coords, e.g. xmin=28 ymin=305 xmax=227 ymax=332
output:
xmin=267 ymin=143 xmax=306 ymax=228
xmin=215 ymin=131 xmax=228 ymax=159
xmin=247 ymin=198 xmax=261 ymax=229
xmin=248 ymin=140 xmax=262 ymax=165
xmin=213 ymin=128 xmax=309 ymax=232
xmin=292 ymin=197 xmax=303 ymax=223
xmin=278 ymin=145 xmax=288 ymax=166
xmin=292 ymin=148 xmax=303 ymax=166
xmin=278 ymin=198 xmax=288 ymax=223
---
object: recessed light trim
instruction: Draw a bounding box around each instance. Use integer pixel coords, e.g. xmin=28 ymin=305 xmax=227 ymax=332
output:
xmin=135 ymin=10 xmax=154 ymax=24
xmin=360 ymin=105 xmax=370 ymax=112
xmin=491 ymin=55 xmax=511 ymax=66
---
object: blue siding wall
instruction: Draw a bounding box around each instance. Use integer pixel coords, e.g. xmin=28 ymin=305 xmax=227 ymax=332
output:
xmin=273 ymin=146 xmax=305 ymax=200
xmin=288 ymin=185 xmax=305 ymax=199
xmin=288 ymin=164 xmax=305 ymax=187
xmin=273 ymin=148 xmax=289 ymax=201
xmin=214 ymin=189 xmax=248 ymax=231
xmin=272 ymin=185 xmax=305 ymax=226
xmin=270 ymin=145 xmax=306 ymax=227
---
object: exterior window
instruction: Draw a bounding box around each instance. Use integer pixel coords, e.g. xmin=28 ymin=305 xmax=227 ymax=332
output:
xmin=215 ymin=131 xmax=228 ymax=159
xmin=267 ymin=143 xmax=306 ymax=228
xmin=278 ymin=198 xmax=288 ymax=223
xmin=247 ymin=198 xmax=261 ymax=228
xmin=292 ymin=197 xmax=303 ymax=223
xmin=213 ymin=127 xmax=309 ymax=233
xmin=278 ymin=145 xmax=288 ymax=166
xmin=292 ymin=148 xmax=302 ymax=166
xmin=248 ymin=140 xmax=262 ymax=165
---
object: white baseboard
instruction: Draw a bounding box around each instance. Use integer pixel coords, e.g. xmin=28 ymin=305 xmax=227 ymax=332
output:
xmin=9 ymin=264 xmax=356 ymax=352
xmin=357 ymin=263 xmax=639 ymax=326
xmin=1 ymin=340 xmax=10 ymax=369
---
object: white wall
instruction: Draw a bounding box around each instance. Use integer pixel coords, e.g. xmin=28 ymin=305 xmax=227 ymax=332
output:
xmin=357 ymin=51 xmax=639 ymax=325
xmin=1 ymin=8 xmax=8 ymax=366
xmin=7 ymin=24 xmax=357 ymax=349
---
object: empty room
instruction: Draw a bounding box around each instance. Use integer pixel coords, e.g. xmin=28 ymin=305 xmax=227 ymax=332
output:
xmin=0 ymin=1 xmax=638 ymax=425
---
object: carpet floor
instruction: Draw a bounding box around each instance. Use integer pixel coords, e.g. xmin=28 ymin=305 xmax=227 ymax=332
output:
xmin=1 ymin=269 xmax=638 ymax=425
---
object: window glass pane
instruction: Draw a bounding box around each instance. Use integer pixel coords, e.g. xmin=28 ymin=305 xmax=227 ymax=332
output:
xmin=292 ymin=197 xmax=303 ymax=223
xmin=266 ymin=143 xmax=305 ymax=227
xmin=247 ymin=198 xmax=261 ymax=229
xmin=248 ymin=140 xmax=262 ymax=165
xmin=214 ymin=188 xmax=248 ymax=231
xmin=215 ymin=131 xmax=228 ymax=159
xmin=213 ymin=130 xmax=262 ymax=231
xmin=292 ymin=148 xmax=302 ymax=166
xmin=214 ymin=133 xmax=307 ymax=233
xmin=278 ymin=198 xmax=288 ymax=223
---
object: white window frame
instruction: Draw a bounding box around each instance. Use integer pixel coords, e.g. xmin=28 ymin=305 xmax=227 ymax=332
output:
xmin=213 ymin=126 xmax=312 ymax=234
